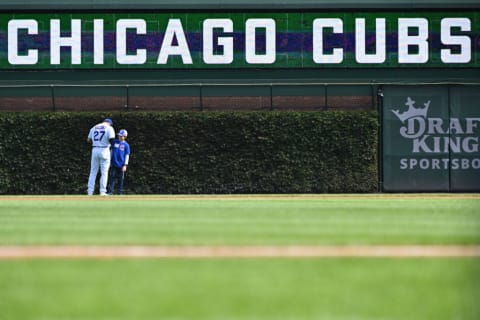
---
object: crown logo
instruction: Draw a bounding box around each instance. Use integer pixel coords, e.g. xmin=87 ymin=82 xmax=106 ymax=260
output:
xmin=391 ymin=97 xmax=430 ymax=123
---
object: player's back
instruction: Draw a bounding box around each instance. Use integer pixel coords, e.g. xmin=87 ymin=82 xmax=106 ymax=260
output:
xmin=89 ymin=123 xmax=115 ymax=147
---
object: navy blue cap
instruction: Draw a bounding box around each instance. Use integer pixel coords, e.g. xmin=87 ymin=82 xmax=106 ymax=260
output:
xmin=104 ymin=118 xmax=113 ymax=125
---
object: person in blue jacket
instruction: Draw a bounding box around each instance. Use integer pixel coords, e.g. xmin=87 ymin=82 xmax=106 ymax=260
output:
xmin=108 ymin=129 xmax=131 ymax=195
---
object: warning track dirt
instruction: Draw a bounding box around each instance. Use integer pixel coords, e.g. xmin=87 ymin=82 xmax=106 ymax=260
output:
xmin=1 ymin=245 xmax=479 ymax=259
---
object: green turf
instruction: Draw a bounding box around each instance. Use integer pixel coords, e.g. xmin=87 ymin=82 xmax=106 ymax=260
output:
xmin=0 ymin=195 xmax=479 ymax=245
xmin=1 ymin=195 xmax=479 ymax=320
xmin=1 ymin=258 xmax=479 ymax=320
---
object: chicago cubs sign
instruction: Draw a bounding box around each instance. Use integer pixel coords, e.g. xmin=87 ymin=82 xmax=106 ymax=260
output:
xmin=1 ymin=11 xmax=479 ymax=69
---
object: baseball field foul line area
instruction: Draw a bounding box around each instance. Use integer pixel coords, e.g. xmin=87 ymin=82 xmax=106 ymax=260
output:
xmin=1 ymin=245 xmax=480 ymax=259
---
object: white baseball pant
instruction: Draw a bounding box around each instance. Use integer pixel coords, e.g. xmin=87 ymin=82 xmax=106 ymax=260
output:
xmin=87 ymin=147 xmax=111 ymax=195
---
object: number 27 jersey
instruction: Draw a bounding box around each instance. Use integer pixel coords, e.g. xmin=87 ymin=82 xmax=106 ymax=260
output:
xmin=88 ymin=124 xmax=115 ymax=147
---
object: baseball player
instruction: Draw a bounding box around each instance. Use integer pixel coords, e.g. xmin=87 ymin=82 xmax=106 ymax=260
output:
xmin=87 ymin=118 xmax=115 ymax=196
xmin=108 ymin=129 xmax=131 ymax=195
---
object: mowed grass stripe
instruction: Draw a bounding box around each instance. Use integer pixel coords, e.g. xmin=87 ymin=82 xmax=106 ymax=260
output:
xmin=0 ymin=196 xmax=478 ymax=245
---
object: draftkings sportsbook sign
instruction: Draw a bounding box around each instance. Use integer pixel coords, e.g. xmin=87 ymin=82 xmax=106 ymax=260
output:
xmin=0 ymin=11 xmax=479 ymax=69
xmin=382 ymin=86 xmax=480 ymax=192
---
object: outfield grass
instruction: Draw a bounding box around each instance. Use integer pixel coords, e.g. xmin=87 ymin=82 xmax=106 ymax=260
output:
xmin=0 ymin=195 xmax=479 ymax=320
xmin=0 ymin=258 xmax=479 ymax=320
xmin=0 ymin=195 xmax=479 ymax=245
